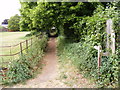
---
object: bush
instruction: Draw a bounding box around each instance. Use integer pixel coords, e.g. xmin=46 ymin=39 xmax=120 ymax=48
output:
xmin=57 ymin=36 xmax=119 ymax=88
xmin=57 ymin=3 xmax=119 ymax=88
xmin=2 ymin=34 xmax=48 ymax=85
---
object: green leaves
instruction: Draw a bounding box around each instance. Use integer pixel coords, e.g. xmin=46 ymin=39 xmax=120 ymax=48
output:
xmin=8 ymin=14 xmax=20 ymax=31
xmin=2 ymin=34 xmax=48 ymax=85
xmin=19 ymin=2 xmax=100 ymax=37
xmin=57 ymin=36 xmax=119 ymax=88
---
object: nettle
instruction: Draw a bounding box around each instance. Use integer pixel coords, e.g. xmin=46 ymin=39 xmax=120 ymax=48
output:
xmin=2 ymin=34 xmax=48 ymax=85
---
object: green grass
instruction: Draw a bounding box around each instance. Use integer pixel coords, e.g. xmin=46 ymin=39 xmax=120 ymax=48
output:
xmin=1 ymin=34 xmax=48 ymax=85
xmin=0 ymin=32 xmax=30 ymax=67
xmin=57 ymin=36 xmax=119 ymax=88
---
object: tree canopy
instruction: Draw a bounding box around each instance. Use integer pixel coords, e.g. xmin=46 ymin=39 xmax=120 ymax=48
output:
xmin=19 ymin=2 xmax=119 ymax=44
xmin=20 ymin=2 xmax=101 ymax=33
xmin=8 ymin=14 xmax=20 ymax=31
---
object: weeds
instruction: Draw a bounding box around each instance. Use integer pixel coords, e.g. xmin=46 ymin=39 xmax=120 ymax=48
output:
xmin=1 ymin=34 xmax=48 ymax=85
xmin=57 ymin=36 xmax=119 ymax=88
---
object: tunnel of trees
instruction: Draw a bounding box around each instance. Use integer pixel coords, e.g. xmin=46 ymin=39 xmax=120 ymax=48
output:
xmin=19 ymin=2 xmax=119 ymax=40
xmin=2 ymin=1 xmax=119 ymax=88
xmin=19 ymin=2 xmax=105 ymax=37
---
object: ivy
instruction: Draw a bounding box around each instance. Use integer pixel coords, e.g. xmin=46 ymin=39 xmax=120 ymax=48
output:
xmin=57 ymin=36 xmax=119 ymax=88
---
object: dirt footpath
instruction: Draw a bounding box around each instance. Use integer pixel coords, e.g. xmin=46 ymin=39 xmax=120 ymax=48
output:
xmin=9 ymin=38 xmax=67 ymax=88
xmin=6 ymin=38 xmax=95 ymax=88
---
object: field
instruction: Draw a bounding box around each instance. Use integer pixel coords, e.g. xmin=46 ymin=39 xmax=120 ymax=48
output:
xmin=0 ymin=32 xmax=30 ymax=67
xmin=0 ymin=32 xmax=30 ymax=45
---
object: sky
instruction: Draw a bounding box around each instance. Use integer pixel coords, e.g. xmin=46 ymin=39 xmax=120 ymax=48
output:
xmin=0 ymin=0 xmax=21 ymax=24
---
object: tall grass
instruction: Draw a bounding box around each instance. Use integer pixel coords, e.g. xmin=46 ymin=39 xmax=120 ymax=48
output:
xmin=1 ymin=34 xmax=48 ymax=85
xmin=57 ymin=36 xmax=119 ymax=88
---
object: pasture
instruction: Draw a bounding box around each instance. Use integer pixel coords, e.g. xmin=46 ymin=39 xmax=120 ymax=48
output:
xmin=0 ymin=32 xmax=30 ymax=67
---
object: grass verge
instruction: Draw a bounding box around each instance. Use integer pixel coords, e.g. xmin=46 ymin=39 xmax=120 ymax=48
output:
xmin=57 ymin=36 xmax=119 ymax=88
xmin=1 ymin=34 xmax=48 ymax=86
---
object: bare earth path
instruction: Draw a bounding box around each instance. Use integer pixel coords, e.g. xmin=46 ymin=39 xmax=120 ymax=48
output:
xmin=7 ymin=38 xmax=95 ymax=88
xmin=9 ymin=38 xmax=65 ymax=88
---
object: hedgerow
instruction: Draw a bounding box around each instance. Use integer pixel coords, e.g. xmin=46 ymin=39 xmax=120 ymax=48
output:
xmin=57 ymin=36 xmax=119 ymax=88
xmin=2 ymin=34 xmax=48 ymax=85
xmin=57 ymin=2 xmax=119 ymax=88
xmin=18 ymin=1 xmax=119 ymax=88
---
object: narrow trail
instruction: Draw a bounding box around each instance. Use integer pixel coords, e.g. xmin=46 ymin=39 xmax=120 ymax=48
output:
xmin=10 ymin=38 xmax=60 ymax=88
xmin=6 ymin=38 xmax=95 ymax=88
xmin=26 ymin=38 xmax=58 ymax=83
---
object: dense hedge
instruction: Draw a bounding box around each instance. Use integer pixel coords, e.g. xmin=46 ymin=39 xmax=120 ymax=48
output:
xmin=19 ymin=2 xmax=100 ymax=32
xmin=18 ymin=1 xmax=119 ymax=88
xmin=72 ymin=3 xmax=119 ymax=49
xmin=57 ymin=36 xmax=119 ymax=88
xmin=2 ymin=34 xmax=48 ymax=85
xmin=57 ymin=2 xmax=119 ymax=88
xmin=19 ymin=2 xmax=119 ymax=52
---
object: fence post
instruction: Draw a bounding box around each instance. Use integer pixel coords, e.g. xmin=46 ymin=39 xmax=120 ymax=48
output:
xmin=20 ymin=42 xmax=22 ymax=55
xmin=9 ymin=46 xmax=11 ymax=55
xmin=26 ymin=40 xmax=28 ymax=53
xmin=9 ymin=46 xmax=12 ymax=60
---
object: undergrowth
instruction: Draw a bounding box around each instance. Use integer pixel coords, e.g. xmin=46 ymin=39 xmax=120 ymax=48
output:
xmin=1 ymin=34 xmax=48 ymax=85
xmin=57 ymin=36 xmax=119 ymax=88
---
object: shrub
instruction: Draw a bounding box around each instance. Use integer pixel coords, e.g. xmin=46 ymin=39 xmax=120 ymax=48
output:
xmin=2 ymin=34 xmax=48 ymax=85
xmin=57 ymin=36 xmax=119 ymax=88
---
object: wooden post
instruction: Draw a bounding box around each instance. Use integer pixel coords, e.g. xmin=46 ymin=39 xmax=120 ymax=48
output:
xmin=106 ymin=19 xmax=115 ymax=54
xmin=20 ymin=42 xmax=22 ymax=55
xmin=98 ymin=46 xmax=102 ymax=72
xmin=26 ymin=40 xmax=28 ymax=53
xmin=111 ymin=26 xmax=115 ymax=54
xmin=94 ymin=45 xmax=102 ymax=72
xmin=10 ymin=46 xmax=12 ymax=60
xmin=106 ymin=19 xmax=111 ymax=51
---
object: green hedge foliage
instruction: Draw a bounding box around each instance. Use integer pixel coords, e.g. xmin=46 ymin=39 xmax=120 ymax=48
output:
xmin=57 ymin=36 xmax=119 ymax=88
xmin=72 ymin=3 xmax=119 ymax=48
xmin=57 ymin=3 xmax=119 ymax=88
xmin=2 ymin=34 xmax=48 ymax=85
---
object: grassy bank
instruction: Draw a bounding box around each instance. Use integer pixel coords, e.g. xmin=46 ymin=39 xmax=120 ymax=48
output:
xmin=57 ymin=36 xmax=119 ymax=88
xmin=0 ymin=32 xmax=30 ymax=67
xmin=1 ymin=33 xmax=48 ymax=85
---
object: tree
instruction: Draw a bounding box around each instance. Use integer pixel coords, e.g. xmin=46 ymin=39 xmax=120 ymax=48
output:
xmin=20 ymin=2 xmax=112 ymax=38
xmin=8 ymin=14 xmax=20 ymax=31
xmin=20 ymin=2 xmax=37 ymax=31
xmin=20 ymin=2 xmax=99 ymax=33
